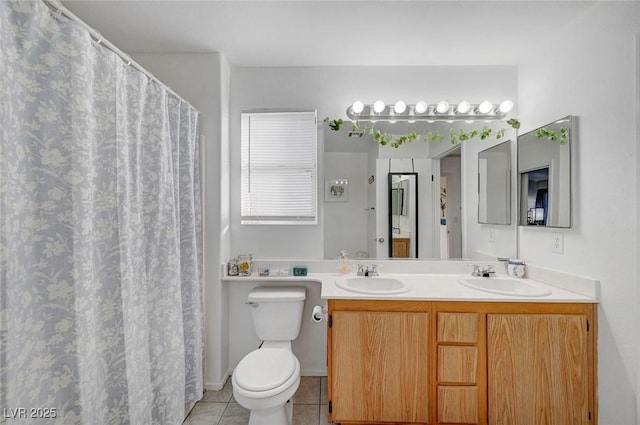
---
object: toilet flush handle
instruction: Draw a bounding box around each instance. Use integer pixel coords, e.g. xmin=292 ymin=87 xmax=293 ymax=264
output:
xmin=246 ymin=302 xmax=259 ymax=308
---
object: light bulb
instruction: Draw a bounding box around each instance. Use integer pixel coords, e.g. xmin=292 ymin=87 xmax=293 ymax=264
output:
xmin=394 ymin=100 xmax=407 ymax=114
xmin=477 ymin=101 xmax=493 ymax=114
xmin=351 ymin=101 xmax=364 ymax=114
xmin=373 ymin=100 xmax=385 ymax=114
xmin=499 ymin=100 xmax=514 ymax=113
xmin=415 ymin=101 xmax=428 ymax=114
xmin=436 ymin=101 xmax=450 ymax=114
xmin=456 ymin=101 xmax=471 ymax=114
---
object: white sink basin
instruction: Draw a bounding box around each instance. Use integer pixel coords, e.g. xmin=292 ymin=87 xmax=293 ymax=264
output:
xmin=458 ymin=276 xmax=552 ymax=297
xmin=335 ymin=276 xmax=412 ymax=295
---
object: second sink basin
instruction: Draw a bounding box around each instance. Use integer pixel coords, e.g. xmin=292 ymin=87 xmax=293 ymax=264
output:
xmin=458 ymin=276 xmax=552 ymax=297
xmin=336 ymin=276 xmax=412 ymax=295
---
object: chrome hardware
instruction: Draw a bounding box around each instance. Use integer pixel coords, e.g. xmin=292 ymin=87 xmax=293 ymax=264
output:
xmin=245 ymin=302 xmax=259 ymax=308
xmin=471 ymin=265 xmax=495 ymax=278
xmin=357 ymin=264 xmax=379 ymax=277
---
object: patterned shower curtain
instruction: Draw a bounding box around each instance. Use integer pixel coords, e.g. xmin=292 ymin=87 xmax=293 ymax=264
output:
xmin=0 ymin=2 xmax=203 ymax=424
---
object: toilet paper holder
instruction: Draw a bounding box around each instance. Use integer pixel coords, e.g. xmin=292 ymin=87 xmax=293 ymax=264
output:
xmin=312 ymin=305 xmax=328 ymax=323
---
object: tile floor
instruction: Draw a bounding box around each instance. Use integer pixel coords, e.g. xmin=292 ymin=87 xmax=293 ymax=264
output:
xmin=183 ymin=376 xmax=329 ymax=425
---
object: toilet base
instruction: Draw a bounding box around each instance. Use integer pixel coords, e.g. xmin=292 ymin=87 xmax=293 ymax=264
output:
xmin=248 ymin=398 xmax=293 ymax=425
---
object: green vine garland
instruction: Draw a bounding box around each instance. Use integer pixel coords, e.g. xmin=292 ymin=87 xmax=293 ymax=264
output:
xmin=535 ymin=127 xmax=569 ymax=144
xmin=324 ymin=117 xmax=522 ymax=148
xmin=325 ymin=117 xmax=567 ymax=148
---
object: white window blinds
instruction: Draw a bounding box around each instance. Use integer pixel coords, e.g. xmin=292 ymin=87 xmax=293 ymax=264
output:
xmin=241 ymin=111 xmax=318 ymax=225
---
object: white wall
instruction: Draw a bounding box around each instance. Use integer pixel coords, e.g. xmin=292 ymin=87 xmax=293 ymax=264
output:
xmin=515 ymin=3 xmax=640 ymax=423
xmin=132 ymin=52 xmax=232 ymax=390
xmin=323 ymin=152 xmax=369 ymax=258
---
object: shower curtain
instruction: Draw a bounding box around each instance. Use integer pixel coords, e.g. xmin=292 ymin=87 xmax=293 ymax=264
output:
xmin=0 ymin=2 xmax=203 ymax=424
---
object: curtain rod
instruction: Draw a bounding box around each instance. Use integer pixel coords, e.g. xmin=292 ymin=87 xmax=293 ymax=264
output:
xmin=42 ymin=0 xmax=198 ymax=111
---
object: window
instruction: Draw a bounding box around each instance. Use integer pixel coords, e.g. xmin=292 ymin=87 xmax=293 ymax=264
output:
xmin=241 ymin=111 xmax=317 ymax=225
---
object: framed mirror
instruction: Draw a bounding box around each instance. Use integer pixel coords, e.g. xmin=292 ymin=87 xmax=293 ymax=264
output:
xmin=518 ymin=116 xmax=573 ymax=228
xmin=323 ymin=120 xmax=518 ymax=260
xmin=388 ymin=173 xmax=418 ymax=258
xmin=478 ymin=140 xmax=511 ymax=225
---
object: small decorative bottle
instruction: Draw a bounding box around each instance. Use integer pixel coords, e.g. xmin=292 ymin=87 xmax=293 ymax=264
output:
xmin=337 ymin=250 xmax=350 ymax=275
xmin=227 ymin=257 xmax=239 ymax=276
xmin=507 ymin=259 xmax=526 ymax=278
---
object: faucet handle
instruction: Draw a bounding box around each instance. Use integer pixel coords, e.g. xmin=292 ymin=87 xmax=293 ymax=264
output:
xmin=369 ymin=264 xmax=378 ymax=275
xmin=357 ymin=264 xmax=366 ymax=276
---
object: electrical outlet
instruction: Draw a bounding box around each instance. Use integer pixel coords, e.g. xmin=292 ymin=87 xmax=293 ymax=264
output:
xmin=552 ymin=232 xmax=564 ymax=254
xmin=488 ymin=228 xmax=495 ymax=243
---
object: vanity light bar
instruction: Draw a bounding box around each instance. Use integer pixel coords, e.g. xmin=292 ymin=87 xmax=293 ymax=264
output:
xmin=346 ymin=100 xmax=514 ymax=122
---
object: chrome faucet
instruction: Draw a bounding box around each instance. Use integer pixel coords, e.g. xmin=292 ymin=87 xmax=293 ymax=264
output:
xmin=471 ymin=265 xmax=496 ymax=278
xmin=357 ymin=264 xmax=379 ymax=277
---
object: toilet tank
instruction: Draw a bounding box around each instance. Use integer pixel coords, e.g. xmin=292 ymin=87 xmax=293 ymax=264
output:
xmin=248 ymin=286 xmax=306 ymax=341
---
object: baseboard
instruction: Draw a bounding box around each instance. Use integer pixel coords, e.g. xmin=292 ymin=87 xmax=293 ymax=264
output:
xmin=300 ymin=368 xmax=327 ymax=377
xmin=205 ymin=370 xmax=231 ymax=391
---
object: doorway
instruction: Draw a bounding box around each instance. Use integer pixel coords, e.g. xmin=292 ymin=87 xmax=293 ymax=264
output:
xmin=438 ymin=147 xmax=462 ymax=258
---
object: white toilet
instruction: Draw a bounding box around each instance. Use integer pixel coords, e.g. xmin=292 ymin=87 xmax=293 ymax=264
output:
xmin=232 ymin=286 xmax=306 ymax=425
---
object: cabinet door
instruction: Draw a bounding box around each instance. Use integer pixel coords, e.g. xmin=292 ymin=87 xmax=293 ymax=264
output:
xmin=487 ymin=314 xmax=589 ymax=425
xmin=330 ymin=310 xmax=429 ymax=423
xmin=392 ymin=238 xmax=410 ymax=257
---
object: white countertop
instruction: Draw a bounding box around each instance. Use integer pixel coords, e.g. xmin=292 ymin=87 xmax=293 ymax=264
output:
xmin=223 ymin=272 xmax=598 ymax=303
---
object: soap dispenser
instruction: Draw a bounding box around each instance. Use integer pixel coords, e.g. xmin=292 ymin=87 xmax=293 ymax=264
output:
xmin=337 ymin=250 xmax=351 ymax=275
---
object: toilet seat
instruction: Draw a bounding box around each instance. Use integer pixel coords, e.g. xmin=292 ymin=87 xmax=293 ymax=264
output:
xmin=234 ymin=348 xmax=298 ymax=394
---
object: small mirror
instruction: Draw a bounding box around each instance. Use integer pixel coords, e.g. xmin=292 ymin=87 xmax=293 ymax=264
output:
xmin=478 ymin=140 xmax=511 ymax=225
xmin=391 ymin=187 xmax=405 ymax=215
xmin=518 ymin=116 xmax=573 ymax=227
xmin=388 ymin=173 xmax=418 ymax=258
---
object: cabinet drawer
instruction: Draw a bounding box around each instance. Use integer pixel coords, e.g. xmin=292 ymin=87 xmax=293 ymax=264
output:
xmin=437 ymin=312 xmax=478 ymax=343
xmin=438 ymin=345 xmax=478 ymax=383
xmin=438 ymin=386 xmax=479 ymax=424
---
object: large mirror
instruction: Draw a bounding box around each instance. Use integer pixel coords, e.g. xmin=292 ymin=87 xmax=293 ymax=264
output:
xmin=518 ymin=116 xmax=572 ymax=228
xmin=389 ymin=173 xmax=418 ymax=257
xmin=478 ymin=141 xmax=511 ymax=225
xmin=323 ymin=121 xmax=518 ymax=260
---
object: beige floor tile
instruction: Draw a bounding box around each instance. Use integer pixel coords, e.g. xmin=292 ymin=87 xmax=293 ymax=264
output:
xmin=294 ymin=376 xmax=321 ymax=404
xmin=218 ymin=402 xmax=250 ymax=425
xmin=320 ymin=377 xmax=328 ymax=405
xmin=183 ymin=402 xmax=227 ymax=425
xmin=319 ymin=405 xmax=329 ymax=425
xmin=202 ymin=378 xmax=234 ymax=403
xmin=293 ymin=404 xmax=319 ymax=425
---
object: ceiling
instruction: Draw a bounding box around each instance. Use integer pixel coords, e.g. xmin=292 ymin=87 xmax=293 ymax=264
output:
xmin=60 ymin=1 xmax=592 ymax=67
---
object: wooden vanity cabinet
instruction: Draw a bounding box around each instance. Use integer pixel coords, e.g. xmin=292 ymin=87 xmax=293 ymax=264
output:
xmin=392 ymin=237 xmax=411 ymax=258
xmin=327 ymin=300 xmax=429 ymax=424
xmin=435 ymin=312 xmax=483 ymax=424
xmin=487 ymin=313 xmax=591 ymax=425
xmin=327 ymin=300 xmax=597 ymax=425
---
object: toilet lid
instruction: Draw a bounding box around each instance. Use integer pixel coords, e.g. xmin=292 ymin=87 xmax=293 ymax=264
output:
xmin=234 ymin=349 xmax=297 ymax=392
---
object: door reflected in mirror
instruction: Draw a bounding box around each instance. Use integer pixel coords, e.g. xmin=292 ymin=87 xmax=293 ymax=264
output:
xmin=518 ymin=116 xmax=572 ymax=228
